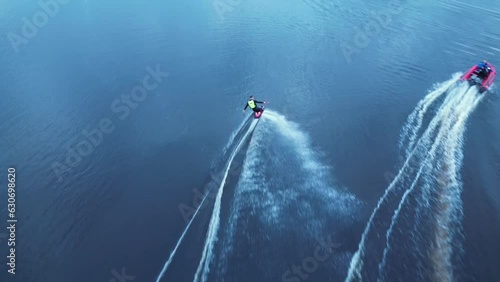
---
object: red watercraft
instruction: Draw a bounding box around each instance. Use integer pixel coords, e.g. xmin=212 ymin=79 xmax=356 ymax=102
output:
xmin=461 ymin=62 xmax=496 ymax=92
xmin=254 ymin=107 xmax=265 ymax=119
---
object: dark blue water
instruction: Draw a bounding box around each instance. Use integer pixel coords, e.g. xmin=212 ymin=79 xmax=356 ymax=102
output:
xmin=1 ymin=0 xmax=500 ymax=281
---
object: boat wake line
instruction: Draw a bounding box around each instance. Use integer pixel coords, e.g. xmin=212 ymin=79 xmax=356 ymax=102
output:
xmin=193 ymin=110 xmax=360 ymax=282
xmin=346 ymin=74 xmax=485 ymax=282
xmin=152 ymin=107 xmax=363 ymax=282
xmin=155 ymin=116 xmax=259 ymax=282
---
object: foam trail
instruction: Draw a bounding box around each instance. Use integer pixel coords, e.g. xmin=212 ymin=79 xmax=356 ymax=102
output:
xmin=376 ymin=88 xmax=477 ymax=278
xmin=155 ymin=193 xmax=210 ymax=282
xmin=223 ymin=118 xmax=252 ymax=154
xmin=346 ymin=88 xmax=461 ymax=281
xmin=216 ymin=111 xmax=360 ymax=280
xmin=428 ymin=91 xmax=483 ymax=281
xmin=216 ymin=123 xmax=269 ymax=277
xmin=428 ymin=93 xmax=473 ymax=279
xmin=376 ymin=165 xmax=425 ymax=278
xmin=155 ymin=118 xmax=250 ymax=282
xmin=346 ymin=82 xmax=474 ymax=281
xmin=194 ymin=120 xmax=259 ymax=282
xmin=399 ymin=73 xmax=461 ymax=156
xmin=265 ymin=110 xmax=359 ymax=217
xmin=264 ymin=110 xmax=358 ymax=209
xmin=406 ymin=86 xmax=472 ymax=239
xmin=264 ymin=111 xmax=330 ymax=179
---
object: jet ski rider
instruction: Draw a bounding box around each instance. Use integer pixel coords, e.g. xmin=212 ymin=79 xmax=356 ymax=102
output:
xmin=243 ymin=96 xmax=267 ymax=114
xmin=475 ymin=60 xmax=492 ymax=79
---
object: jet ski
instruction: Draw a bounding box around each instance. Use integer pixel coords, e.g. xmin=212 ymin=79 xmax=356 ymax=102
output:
xmin=461 ymin=62 xmax=496 ymax=92
xmin=254 ymin=107 xmax=265 ymax=119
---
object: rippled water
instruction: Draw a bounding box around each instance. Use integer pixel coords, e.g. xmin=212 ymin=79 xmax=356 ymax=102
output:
xmin=1 ymin=0 xmax=500 ymax=281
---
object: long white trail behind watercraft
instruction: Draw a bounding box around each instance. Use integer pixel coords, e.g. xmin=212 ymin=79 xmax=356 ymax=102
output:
xmin=347 ymin=78 xmax=484 ymax=281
